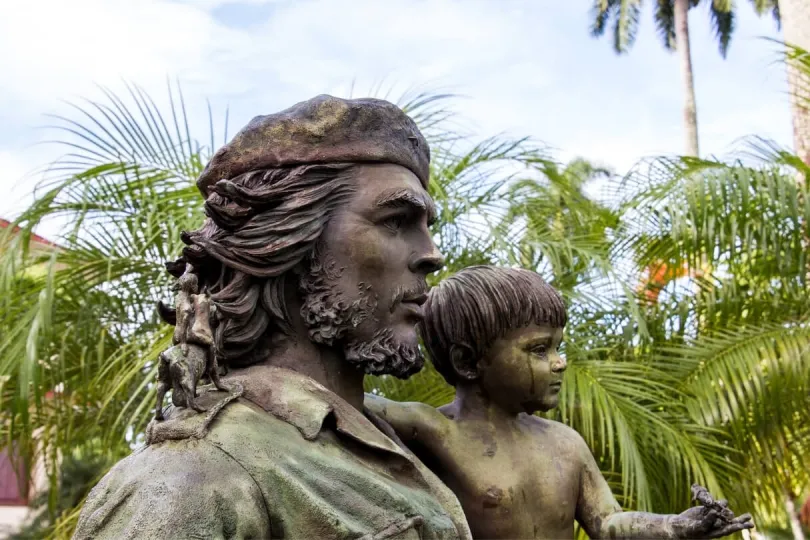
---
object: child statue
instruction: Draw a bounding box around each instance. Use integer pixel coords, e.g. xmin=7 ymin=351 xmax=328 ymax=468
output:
xmin=365 ymin=265 xmax=753 ymax=540
xmin=154 ymin=265 xmax=229 ymax=420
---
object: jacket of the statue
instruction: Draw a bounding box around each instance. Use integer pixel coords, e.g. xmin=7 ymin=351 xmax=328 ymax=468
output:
xmin=72 ymin=365 xmax=472 ymax=540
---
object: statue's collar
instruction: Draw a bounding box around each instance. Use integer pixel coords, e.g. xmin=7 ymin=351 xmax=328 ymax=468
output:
xmin=224 ymin=365 xmax=410 ymax=459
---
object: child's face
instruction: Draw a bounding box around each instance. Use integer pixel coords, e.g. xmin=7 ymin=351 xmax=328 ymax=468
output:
xmin=478 ymin=323 xmax=566 ymax=414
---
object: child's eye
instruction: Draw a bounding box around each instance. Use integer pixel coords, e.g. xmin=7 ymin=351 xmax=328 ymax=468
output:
xmin=532 ymin=345 xmax=548 ymax=356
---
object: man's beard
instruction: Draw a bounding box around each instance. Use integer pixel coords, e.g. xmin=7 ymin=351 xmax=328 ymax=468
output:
xmin=297 ymin=254 xmax=424 ymax=379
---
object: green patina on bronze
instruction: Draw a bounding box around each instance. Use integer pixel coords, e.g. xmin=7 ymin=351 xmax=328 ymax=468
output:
xmin=75 ymin=366 xmax=470 ymax=540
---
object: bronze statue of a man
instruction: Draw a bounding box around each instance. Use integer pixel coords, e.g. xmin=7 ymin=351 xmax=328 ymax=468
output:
xmin=73 ymin=95 xmax=472 ymax=539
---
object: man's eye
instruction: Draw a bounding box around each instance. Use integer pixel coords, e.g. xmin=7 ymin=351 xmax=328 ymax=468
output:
xmin=383 ymin=215 xmax=405 ymax=232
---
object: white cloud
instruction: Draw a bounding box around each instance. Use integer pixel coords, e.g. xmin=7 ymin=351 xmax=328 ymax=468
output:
xmin=170 ymin=0 xmax=283 ymax=9
xmin=0 ymin=151 xmax=32 ymax=204
xmin=0 ymin=0 xmax=793 ymax=227
xmin=0 ymin=0 xmax=253 ymax=114
xmin=0 ymin=0 xmax=258 ymax=218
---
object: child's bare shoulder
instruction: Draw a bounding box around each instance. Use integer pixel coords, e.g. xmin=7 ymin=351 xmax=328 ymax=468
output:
xmin=520 ymin=414 xmax=592 ymax=451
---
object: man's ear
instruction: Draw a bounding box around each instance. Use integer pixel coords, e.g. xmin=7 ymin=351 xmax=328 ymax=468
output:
xmin=448 ymin=343 xmax=479 ymax=382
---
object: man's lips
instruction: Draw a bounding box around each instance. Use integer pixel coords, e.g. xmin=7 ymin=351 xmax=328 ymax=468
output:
xmin=390 ymin=287 xmax=428 ymax=313
xmin=399 ymin=293 xmax=427 ymax=321
xmin=401 ymin=292 xmax=428 ymax=306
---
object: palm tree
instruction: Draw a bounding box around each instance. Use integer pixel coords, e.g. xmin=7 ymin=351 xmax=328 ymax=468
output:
xmin=0 ymin=85 xmax=544 ymax=538
xmin=503 ymin=158 xmax=617 ymax=294
xmin=590 ymin=0 xmax=780 ymax=157
xmin=779 ymin=0 xmax=810 ymax=166
xmin=782 ymin=41 xmax=810 ymax=169
xmin=616 ymin=150 xmax=810 ymax=536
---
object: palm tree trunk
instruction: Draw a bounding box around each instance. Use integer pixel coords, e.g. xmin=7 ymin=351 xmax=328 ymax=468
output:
xmin=780 ymin=0 xmax=810 ymax=169
xmin=674 ymin=0 xmax=700 ymax=157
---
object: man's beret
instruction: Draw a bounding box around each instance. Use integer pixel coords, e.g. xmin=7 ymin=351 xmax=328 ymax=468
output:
xmin=196 ymin=94 xmax=430 ymax=196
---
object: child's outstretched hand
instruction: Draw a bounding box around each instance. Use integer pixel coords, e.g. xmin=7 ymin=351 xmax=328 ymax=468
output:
xmin=669 ymin=485 xmax=753 ymax=539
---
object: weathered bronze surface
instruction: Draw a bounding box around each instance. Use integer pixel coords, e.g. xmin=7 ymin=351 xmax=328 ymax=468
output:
xmin=195 ymin=94 xmax=431 ymax=197
xmin=73 ymin=95 xmax=471 ymax=540
xmin=366 ymin=265 xmax=754 ymax=540
xmin=154 ymin=266 xmax=230 ymax=419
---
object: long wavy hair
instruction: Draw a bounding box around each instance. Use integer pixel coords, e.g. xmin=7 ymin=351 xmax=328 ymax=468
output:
xmin=161 ymin=163 xmax=357 ymax=368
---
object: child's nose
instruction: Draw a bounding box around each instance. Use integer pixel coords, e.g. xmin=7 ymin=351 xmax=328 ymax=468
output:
xmin=551 ymin=353 xmax=567 ymax=373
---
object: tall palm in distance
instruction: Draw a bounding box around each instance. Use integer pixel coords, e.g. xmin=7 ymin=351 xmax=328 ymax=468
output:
xmin=590 ymin=0 xmax=780 ymax=157
xmin=781 ymin=40 xmax=810 ymax=168
xmin=779 ymin=3 xmax=810 ymax=165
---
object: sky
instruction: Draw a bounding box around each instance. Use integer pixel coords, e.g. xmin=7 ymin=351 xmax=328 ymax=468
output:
xmin=0 ymin=0 xmax=790 ymax=234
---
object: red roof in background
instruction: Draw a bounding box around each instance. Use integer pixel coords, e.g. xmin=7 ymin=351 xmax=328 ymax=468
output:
xmin=0 ymin=218 xmax=58 ymax=248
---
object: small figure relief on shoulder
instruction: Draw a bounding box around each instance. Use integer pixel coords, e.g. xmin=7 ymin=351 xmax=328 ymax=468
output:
xmin=154 ymin=263 xmax=235 ymax=422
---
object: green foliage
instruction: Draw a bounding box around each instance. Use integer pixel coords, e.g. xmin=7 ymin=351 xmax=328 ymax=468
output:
xmin=375 ymin=149 xmax=810 ymax=524
xmin=590 ymin=0 xmax=779 ymax=57
xmin=612 ymin=154 xmax=810 ymax=521
xmin=503 ymin=158 xmax=618 ymax=295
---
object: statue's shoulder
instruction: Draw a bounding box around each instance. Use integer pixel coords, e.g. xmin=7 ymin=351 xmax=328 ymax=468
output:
xmin=521 ymin=414 xmax=593 ymax=452
xmin=147 ymin=384 xmax=304 ymax=459
xmin=74 ymin=405 xmax=271 ymax=539
xmin=146 ymin=384 xmax=254 ymax=445
xmin=100 ymin=390 xmax=261 ymax=489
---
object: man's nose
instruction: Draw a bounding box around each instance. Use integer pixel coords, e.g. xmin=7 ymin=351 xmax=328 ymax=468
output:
xmin=409 ymin=239 xmax=445 ymax=275
xmin=551 ymin=353 xmax=567 ymax=373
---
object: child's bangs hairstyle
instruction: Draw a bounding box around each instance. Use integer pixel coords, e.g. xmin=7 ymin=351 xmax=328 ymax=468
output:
xmin=419 ymin=266 xmax=567 ymax=385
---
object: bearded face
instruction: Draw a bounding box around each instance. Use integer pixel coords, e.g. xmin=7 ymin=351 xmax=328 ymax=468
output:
xmin=296 ymin=164 xmax=443 ymax=379
xmin=298 ymin=249 xmax=425 ymax=379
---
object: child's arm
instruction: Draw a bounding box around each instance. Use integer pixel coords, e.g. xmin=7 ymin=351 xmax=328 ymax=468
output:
xmin=364 ymin=394 xmax=446 ymax=443
xmin=575 ymin=437 xmax=753 ymax=539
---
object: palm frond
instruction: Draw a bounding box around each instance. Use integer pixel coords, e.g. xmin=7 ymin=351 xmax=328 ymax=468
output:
xmin=656 ymin=320 xmax=810 ymax=517
xmin=0 ymin=83 xmax=214 ymax=534
xmin=709 ymin=0 xmax=735 ymax=58
xmin=654 ymin=0 xmax=677 ymax=50
xmin=553 ymin=345 xmax=737 ymax=512
xmin=590 ymin=0 xmax=642 ymax=54
xmin=614 ymin=0 xmax=643 ymax=53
